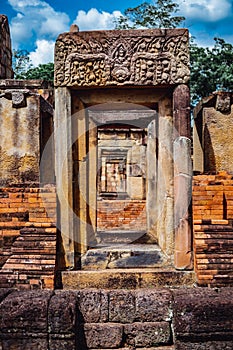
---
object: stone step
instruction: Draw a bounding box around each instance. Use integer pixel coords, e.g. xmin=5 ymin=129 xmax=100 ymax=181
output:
xmin=62 ymin=268 xmax=196 ymax=289
xmin=81 ymin=244 xmax=167 ymax=270
xmin=96 ymin=230 xmax=147 ymax=244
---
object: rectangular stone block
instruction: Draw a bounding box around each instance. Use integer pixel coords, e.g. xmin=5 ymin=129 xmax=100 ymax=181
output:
xmin=135 ymin=289 xmax=172 ymax=322
xmin=0 ymin=336 xmax=48 ymax=350
xmin=49 ymin=335 xmax=76 ymax=350
xmin=124 ymin=322 xmax=171 ymax=347
xmin=175 ymin=340 xmax=233 ymax=350
xmin=77 ymin=289 xmax=108 ymax=323
xmin=80 ymin=323 xmax=123 ymax=349
xmin=48 ymin=291 xmax=77 ymax=334
xmin=173 ymin=288 xmax=233 ymax=342
xmin=109 ymin=290 xmax=135 ymax=323
xmin=0 ymin=290 xmax=52 ymax=333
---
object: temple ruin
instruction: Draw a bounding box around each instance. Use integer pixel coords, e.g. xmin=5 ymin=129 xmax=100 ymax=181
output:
xmin=1 ymin=13 xmax=233 ymax=350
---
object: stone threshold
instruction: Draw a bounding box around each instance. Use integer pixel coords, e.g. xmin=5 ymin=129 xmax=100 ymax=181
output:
xmin=81 ymin=244 xmax=167 ymax=270
xmin=62 ymin=268 xmax=196 ymax=289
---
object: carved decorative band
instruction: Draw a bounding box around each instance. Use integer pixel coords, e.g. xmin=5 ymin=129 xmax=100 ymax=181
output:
xmin=55 ymin=29 xmax=190 ymax=87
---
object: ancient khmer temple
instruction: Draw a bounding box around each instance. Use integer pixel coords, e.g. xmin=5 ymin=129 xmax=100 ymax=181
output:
xmin=0 ymin=14 xmax=233 ymax=350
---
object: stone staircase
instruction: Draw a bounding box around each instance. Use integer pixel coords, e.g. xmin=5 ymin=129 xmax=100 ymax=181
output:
xmin=61 ymin=230 xmax=196 ymax=289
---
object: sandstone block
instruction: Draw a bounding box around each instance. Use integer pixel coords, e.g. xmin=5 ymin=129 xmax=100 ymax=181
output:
xmin=0 ymin=335 xmax=48 ymax=350
xmin=80 ymin=323 xmax=123 ymax=349
xmin=173 ymin=288 xmax=233 ymax=342
xmin=48 ymin=291 xmax=77 ymax=334
xmin=77 ymin=289 xmax=108 ymax=323
xmin=109 ymin=290 xmax=135 ymax=323
xmin=0 ymin=290 xmax=52 ymax=333
xmin=135 ymin=289 xmax=172 ymax=322
xmin=175 ymin=340 xmax=233 ymax=350
xmin=49 ymin=335 xmax=76 ymax=350
xmin=124 ymin=321 xmax=171 ymax=347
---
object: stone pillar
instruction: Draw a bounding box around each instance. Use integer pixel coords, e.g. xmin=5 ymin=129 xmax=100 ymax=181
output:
xmin=173 ymin=84 xmax=192 ymax=269
xmin=88 ymin=117 xmax=98 ymax=245
xmin=54 ymin=87 xmax=74 ymax=268
xmin=157 ymin=96 xmax=174 ymax=258
xmin=72 ymin=98 xmax=88 ymax=255
xmin=0 ymin=15 xmax=13 ymax=79
xmin=174 ymin=137 xmax=192 ymax=269
xmin=147 ymin=119 xmax=158 ymax=241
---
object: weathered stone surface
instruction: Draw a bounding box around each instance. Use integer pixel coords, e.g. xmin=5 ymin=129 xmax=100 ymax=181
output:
xmin=173 ymin=288 xmax=233 ymax=343
xmin=173 ymin=84 xmax=190 ymax=138
xmin=193 ymin=92 xmax=233 ymax=173
xmin=0 ymin=288 xmax=14 ymax=303
xmin=124 ymin=322 xmax=171 ymax=347
xmin=0 ymin=92 xmax=53 ymax=185
xmin=81 ymin=244 xmax=166 ymax=270
xmin=0 ymin=290 xmax=53 ymax=333
xmin=135 ymin=289 xmax=172 ymax=322
xmin=88 ymin=348 xmax=175 ymax=350
xmin=49 ymin=336 xmax=76 ymax=350
xmin=55 ymin=29 xmax=189 ymax=87
xmin=0 ymin=336 xmax=48 ymax=350
xmin=62 ymin=269 xmax=196 ymax=289
xmin=175 ymin=340 xmax=233 ymax=350
xmin=139 ymin=270 xmax=195 ymax=288
xmin=109 ymin=290 xmax=135 ymax=323
xmin=81 ymin=323 xmax=123 ymax=349
xmin=77 ymin=289 xmax=108 ymax=323
xmin=48 ymin=291 xmax=77 ymax=334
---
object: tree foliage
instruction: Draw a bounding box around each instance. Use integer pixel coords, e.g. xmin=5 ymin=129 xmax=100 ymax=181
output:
xmin=21 ymin=63 xmax=54 ymax=82
xmin=115 ymin=0 xmax=185 ymax=29
xmin=12 ymin=49 xmax=54 ymax=84
xmin=190 ymin=38 xmax=233 ymax=105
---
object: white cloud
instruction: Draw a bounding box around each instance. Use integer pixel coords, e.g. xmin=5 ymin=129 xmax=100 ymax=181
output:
xmin=177 ymin=0 xmax=232 ymax=22
xmin=29 ymin=39 xmax=54 ymax=66
xmin=8 ymin=0 xmax=70 ymax=48
xmin=74 ymin=8 xmax=122 ymax=31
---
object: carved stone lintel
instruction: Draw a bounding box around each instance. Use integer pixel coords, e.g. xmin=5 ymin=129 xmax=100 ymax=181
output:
xmin=54 ymin=29 xmax=190 ymax=87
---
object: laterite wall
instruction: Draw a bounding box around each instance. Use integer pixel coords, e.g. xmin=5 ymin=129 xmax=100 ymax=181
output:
xmin=0 ymin=185 xmax=57 ymax=289
xmin=0 ymin=288 xmax=233 ymax=350
xmin=193 ymin=172 xmax=233 ymax=287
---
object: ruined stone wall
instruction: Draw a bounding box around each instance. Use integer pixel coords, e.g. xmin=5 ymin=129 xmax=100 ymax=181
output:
xmin=0 ymin=185 xmax=57 ymax=289
xmin=0 ymin=15 xmax=13 ymax=79
xmin=193 ymin=92 xmax=233 ymax=173
xmin=193 ymin=172 xmax=233 ymax=287
xmin=0 ymin=288 xmax=233 ymax=349
xmin=0 ymin=82 xmax=54 ymax=185
xmin=97 ymin=199 xmax=146 ymax=232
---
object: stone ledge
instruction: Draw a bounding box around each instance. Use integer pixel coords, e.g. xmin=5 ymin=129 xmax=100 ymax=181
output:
xmin=62 ymin=269 xmax=196 ymax=289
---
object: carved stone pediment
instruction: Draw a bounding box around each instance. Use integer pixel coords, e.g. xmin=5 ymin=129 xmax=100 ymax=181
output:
xmin=54 ymin=28 xmax=190 ymax=88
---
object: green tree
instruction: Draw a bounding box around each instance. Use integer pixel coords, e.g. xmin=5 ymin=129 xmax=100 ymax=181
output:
xmin=12 ymin=49 xmax=54 ymax=84
xmin=190 ymin=38 xmax=233 ymax=105
xmin=22 ymin=63 xmax=54 ymax=83
xmin=115 ymin=0 xmax=185 ymax=29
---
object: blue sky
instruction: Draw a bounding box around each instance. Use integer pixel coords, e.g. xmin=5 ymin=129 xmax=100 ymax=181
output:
xmin=1 ymin=0 xmax=233 ymax=66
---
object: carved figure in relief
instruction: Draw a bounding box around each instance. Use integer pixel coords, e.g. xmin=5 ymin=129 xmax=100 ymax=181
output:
xmin=111 ymin=43 xmax=131 ymax=82
xmin=54 ymin=31 xmax=190 ymax=87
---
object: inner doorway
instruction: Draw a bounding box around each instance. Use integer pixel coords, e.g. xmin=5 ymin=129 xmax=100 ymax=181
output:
xmin=96 ymin=124 xmax=147 ymax=244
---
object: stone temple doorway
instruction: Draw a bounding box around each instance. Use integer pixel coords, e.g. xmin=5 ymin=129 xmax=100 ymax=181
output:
xmin=96 ymin=123 xmax=147 ymax=242
xmin=54 ymin=27 xmax=193 ymax=276
xmin=78 ymin=104 xmax=169 ymax=269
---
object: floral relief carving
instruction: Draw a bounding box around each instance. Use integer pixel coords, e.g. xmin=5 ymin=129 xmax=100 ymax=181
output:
xmin=54 ymin=29 xmax=190 ymax=87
